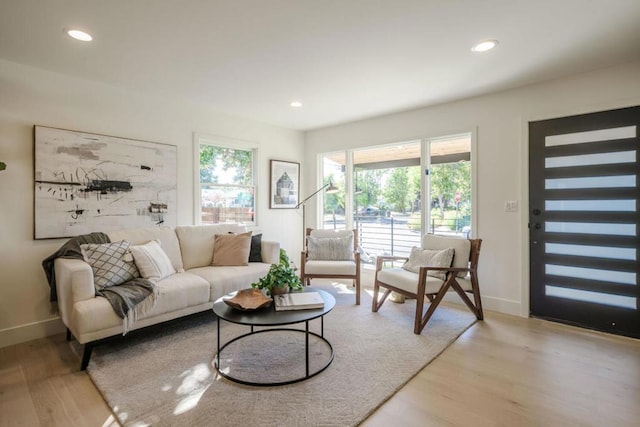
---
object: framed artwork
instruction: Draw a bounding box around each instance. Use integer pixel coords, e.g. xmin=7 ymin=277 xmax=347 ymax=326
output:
xmin=33 ymin=125 xmax=177 ymax=239
xmin=269 ymin=159 xmax=299 ymax=209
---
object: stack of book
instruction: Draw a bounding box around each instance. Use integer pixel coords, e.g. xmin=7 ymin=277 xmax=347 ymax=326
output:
xmin=274 ymin=292 xmax=324 ymax=311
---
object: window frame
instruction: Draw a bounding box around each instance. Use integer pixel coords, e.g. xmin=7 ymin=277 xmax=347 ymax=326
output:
xmin=193 ymin=133 xmax=259 ymax=226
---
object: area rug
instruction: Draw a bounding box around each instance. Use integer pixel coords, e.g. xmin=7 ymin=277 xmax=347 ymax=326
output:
xmin=87 ymin=283 xmax=476 ymax=426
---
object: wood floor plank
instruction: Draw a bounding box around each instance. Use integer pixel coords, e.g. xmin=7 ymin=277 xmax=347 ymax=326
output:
xmin=0 ymin=366 xmax=40 ymax=427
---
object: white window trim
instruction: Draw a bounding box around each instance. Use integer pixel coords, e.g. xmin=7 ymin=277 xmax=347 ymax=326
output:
xmin=193 ymin=133 xmax=260 ymax=226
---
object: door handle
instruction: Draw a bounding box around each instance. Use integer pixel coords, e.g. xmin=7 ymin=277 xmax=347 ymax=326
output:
xmin=528 ymin=223 xmax=542 ymax=229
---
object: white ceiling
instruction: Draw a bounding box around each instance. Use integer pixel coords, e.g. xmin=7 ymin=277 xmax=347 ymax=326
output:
xmin=1 ymin=0 xmax=639 ymax=131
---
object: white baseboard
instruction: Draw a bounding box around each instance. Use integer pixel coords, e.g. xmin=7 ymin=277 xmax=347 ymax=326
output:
xmin=443 ymin=293 xmax=523 ymax=317
xmin=0 ymin=317 xmax=66 ymax=349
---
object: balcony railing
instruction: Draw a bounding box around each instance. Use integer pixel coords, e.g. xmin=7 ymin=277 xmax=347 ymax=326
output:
xmin=324 ymin=214 xmax=470 ymax=264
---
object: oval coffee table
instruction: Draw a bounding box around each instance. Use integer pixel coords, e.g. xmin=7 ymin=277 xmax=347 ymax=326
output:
xmin=212 ymin=287 xmax=336 ymax=386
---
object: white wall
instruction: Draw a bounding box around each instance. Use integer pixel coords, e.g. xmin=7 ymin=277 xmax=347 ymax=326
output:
xmin=0 ymin=59 xmax=304 ymax=347
xmin=304 ymin=60 xmax=640 ymax=317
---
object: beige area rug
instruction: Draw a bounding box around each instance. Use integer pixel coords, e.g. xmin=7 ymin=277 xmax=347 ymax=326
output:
xmin=87 ymin=282 xmax=476 ymax=426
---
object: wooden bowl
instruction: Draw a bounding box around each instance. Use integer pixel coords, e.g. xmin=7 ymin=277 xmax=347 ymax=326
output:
xmin=223 ymin=288 xmax=272 ymax=311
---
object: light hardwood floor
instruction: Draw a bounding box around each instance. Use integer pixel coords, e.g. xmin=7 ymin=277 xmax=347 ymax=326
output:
xmin=2 ymin=304 xmax=639 ymax=426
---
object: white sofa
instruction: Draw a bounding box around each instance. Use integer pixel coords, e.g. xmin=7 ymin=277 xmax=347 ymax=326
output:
xmin=53 ymin=224 xmax=279 ymax=370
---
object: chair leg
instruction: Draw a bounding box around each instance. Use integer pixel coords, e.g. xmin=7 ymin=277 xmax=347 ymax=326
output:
xmin=451 ymin=280 xmax=482 ymax=320
xmin=354 ymin=278 xmax=360 ymax=305
xmin=371 ymin=281 xmax=379 ymax=311
xmin=471 ymin=274 xmax=484 ymax=320
xmin=416 ymin=277 xmax=453 ymax=334
xmin=372 ymin=287 xmax=392 ymax=312
xmin=414 ymin=292 xmax=426 ymax=334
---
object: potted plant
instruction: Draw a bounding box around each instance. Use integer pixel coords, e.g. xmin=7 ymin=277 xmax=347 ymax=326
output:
xmin=252 ymin=249 xmax=302 ymax=296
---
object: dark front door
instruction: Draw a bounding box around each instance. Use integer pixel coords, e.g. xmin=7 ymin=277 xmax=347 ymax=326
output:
xmin=529 ymin=106 xmax=639 ymax=338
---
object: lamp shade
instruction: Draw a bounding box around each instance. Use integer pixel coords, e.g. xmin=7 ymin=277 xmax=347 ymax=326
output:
xmin=325 ymin=180 xmax=339 ymax=194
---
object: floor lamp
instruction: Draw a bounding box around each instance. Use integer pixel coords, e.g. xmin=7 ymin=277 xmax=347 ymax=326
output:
xmin=295 ymin=181 xmax=339 ymax=247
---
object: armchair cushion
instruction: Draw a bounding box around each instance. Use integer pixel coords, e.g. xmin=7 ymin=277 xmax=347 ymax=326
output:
xmin=377 ymin=268 xmax=474 ymax=294
xmin=304 ymin=260 xmax=357 ymax=275
xmin=307 ymin=235 xmax=354 ymax=261
xmin=422 ymin=234 xmax=471 ymax=277
xmin=402 ymin=247 xmax=454 ymax=280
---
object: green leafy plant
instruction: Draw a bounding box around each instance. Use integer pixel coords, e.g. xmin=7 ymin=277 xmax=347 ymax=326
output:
xmin=252 ymin=249 xmax=302 ymax=295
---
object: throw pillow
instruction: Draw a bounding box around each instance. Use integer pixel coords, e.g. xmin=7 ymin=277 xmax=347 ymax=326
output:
xmin=307 ymin=234 xmax=354 ymax=261
xmin=129 ymin=240 xmax=176 ymax=281
xmin=249 ymin=233 xmax=263 ymax=263
xmin=212 ymin=231 xmax=252 ymax=266
xmin=402 ymin=247 xmax=455 ymax=280
xmin=81 ymin=240 xmax=140 ymax=291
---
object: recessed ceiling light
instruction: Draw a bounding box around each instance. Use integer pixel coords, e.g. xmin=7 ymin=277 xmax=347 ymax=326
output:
xmin=290 ymin=101 xmax=302 ymax=108
xmin=471 ymin=40 xmax=497 ymax=52
xmin=66 ymin=29 xmax=93 ymax=42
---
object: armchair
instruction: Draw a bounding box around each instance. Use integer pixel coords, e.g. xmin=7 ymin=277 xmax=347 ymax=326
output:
xmin=300 ymin=228 xmax=361 ymax=305
xmin=372 ymin=234 xmax=482 ymax=334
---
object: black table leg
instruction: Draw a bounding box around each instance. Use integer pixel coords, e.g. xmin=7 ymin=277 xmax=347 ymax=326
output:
xmin=305 ymin=320 xmax=309 ymax=377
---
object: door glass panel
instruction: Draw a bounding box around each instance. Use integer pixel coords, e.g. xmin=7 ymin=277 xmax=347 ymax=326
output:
xmin=545 ymin=222 xmax=636 ymax=236
xmin=427 ymin=136 xmax=472 ymax=238
xmin=546 ymin=150 xmax=636 ymax=168
xmin=545 ymin=285 xmax=636 ymax=309
xmin=545 ymin=175 xmax=636 ymax=189
xmin=545 ymin=125 xmax=636 ymax=147
xmin=352 ymin=141 xmax=422 ymax=263
xmin=546 ymin=264 xmax=636 ymax=285
xmin=545 ymin=200 xmax=636 ymax=211
xmin=545 ymin=243 xmax=637 ymax=260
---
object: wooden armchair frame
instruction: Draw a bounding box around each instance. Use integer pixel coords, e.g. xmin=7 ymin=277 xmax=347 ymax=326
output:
xmin=300 ymin=228 xmax=361 ymax=305
xmin=372 ymin=239 xmax=483 ymax=334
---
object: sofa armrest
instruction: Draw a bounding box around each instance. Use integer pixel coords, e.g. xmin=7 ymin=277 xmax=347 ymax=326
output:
xmin=54 ymin=258 xmax=95 ymax=327
xmin=260 ymin=240 xmax=280 ymax=264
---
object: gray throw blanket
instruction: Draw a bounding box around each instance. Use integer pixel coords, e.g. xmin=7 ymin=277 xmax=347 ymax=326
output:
xmin=42 ymin=233 xmax=156 ymax=334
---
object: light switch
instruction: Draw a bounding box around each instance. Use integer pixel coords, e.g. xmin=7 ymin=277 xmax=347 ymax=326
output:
xmin=505 ymin=200 xmax=518 ymax=212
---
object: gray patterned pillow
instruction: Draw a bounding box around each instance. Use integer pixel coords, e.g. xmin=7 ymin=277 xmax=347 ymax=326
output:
xmin=81 ymin=240 xmax=140 ymax=291
xmin=307 ymin=235 xmax=354 ymax=261
xmin=402 ymin=247 xmax=455 ymax=280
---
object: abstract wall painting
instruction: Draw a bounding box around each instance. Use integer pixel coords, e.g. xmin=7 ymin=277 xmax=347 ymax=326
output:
xmin=34 ymin=126 xmax=177 ymax=239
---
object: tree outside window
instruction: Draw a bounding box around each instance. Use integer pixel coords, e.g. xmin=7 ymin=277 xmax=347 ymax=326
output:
xmin=199 ymin=143 xmax=256 ymax=225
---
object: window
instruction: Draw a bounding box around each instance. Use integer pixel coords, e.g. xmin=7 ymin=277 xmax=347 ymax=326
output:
xmin=318 ymin=131 xmax=474 ymax=265
xmin=195 ymin=134 xmax=257 ymax=225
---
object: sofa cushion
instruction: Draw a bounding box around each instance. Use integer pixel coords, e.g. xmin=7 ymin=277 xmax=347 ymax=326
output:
xmin=212 ymin=231 xmax=252 ymax=266
xmin=189 ymin=263 xmax=272 ymax=302
xmin=80 ymin=241 xmax=139 ymax=290
xmin=421 ymin=234 xmax=471 ymax=277
xmin=71 ymin=272 xmax=211 ymax=335
xmin=402 ymin=247 xmax=454 ymax=280
xmin=249 ymin=233 xmax=263 ymax=262
xmin=130 ymin=240 xmax=176 ymax=281
xmin=176 ymin=224 xmax=246 ymax=269
xmin=107 ymin=226 xmax=184 ymax=273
